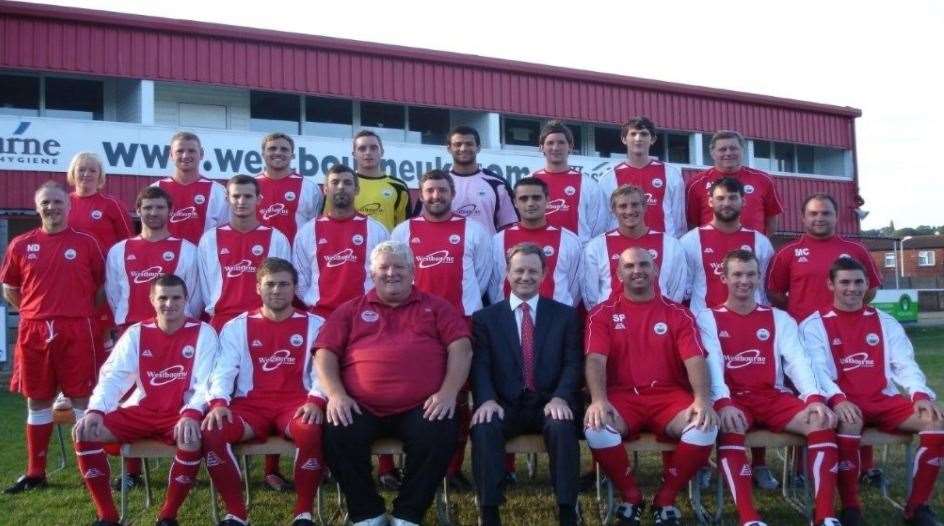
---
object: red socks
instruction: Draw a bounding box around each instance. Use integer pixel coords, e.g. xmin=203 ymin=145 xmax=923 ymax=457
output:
xmin=202 ymin=419 xmax=248 ymax=522
xmin=836 ymin=433 xmax=862 ymax=510
xmin=653 ymin=441 xmax=713 ymax=507
xmin=264 ymin=454 xmax=280 ymax=476
xmin=906 ymin=431 xmax=944 ymax=515
xmin=750 ymin=447 xmax=767 ymax=467
xmin=806 ymin=430 xmax=838 ymax=524
xmin=159 ymin=448 xmax=202 ymax=520
xmin=860 ymin=444 xmax=874 ymax=472
xmin=378 ymin=454 xmax=396 ymax=475
xmin=26 ymin=408 xmax=54 ymax=478
xmin=590 ymin=444 xmax=642 ymax=504
xmin=718 ymin=433 xmax=762 ymax=523
xmin=504 ymin=453 xmax=516 ymax=474
xmin=289 ymin=419 xmax=324 ymax=517
xmin=75 ymin=440 xmax=119 ymax=522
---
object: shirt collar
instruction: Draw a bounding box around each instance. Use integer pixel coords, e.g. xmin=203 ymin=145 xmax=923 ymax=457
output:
xmin=509 ymin=293 xmax=539 ymax=313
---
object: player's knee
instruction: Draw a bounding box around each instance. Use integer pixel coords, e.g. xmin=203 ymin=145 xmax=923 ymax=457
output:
xmin=201 ymin=426 xmax=228 ymax=449
xmin=177 ymin=440 xmax=201 ymax=453
xmin=680 ymin=425 xmax=718 ymax=446
xmin=837 ymin=420 xmax=863 ymax=435
xmin=26 ymin=407 xmax=53 ymax=425
xmin=544 ymin=417 xmax=577 ymax=438
xmin=584 ymin=425 xmax=622 ymax=449
xmin=918 ymin=417 xmax=944 ymax=432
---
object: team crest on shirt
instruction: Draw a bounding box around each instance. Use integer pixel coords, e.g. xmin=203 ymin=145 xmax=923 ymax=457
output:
xmin=564 ymin=186 xmax=576 ymax=196
xmin=284 ymin=191 xmax=296 ymax=202
xmin=90 ymin=210 xmax=103 ymax=220
xmin=194 ymin=194 xmax=206 ymax=205
xmin=290 ymin=334 xmax=304 ymax=347
xmin=648 ymin=249 xmax=659 ymax=260
xmin=351 ymin=234 xmax=365 ymax=246
xmin=251 ymin=244 xmax=264 ymax=256
xmin=866 ymin=333 xmax=880 ymax=346
xmin=64 ymin=248 xmax=77 ymax=260
xmin=448 ymin=234 xmax=461 ymax=245
xmin=162 ymin=251 xmax=175 ymax=262
xmin=651 ymin=178 xmax=664 ymax=189
xmin=543 ymin=245 xmax=555 ymax=257
xmin=361 ymin=310 xmax=379 ymax=322
xmin=382 ymin=189 xmax=393 ymax=198
xmin=756 ymin=328 xmax=771 ymax=341
xmin=653 ymin=322 xmax=668 ymax=335
xmin=744 ymin=185 xmax=755 ymax=194
xmin=839 ymin=253 xmax=851 ymax=259
xmin=740 ymin=245 xmax=753 ymax=252
xmin=612 ymin=314 xmax=626 ymax=330
xmin=181 ymin=345 xmax=195 ymax=359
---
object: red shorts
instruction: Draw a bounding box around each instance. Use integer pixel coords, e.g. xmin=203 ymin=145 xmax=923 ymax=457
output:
xmin=850 ymin=393 xmax=915 ymax=432
xmin=731 ymin=389 xmax=806 ymax=433
xmin=103 ymin=405 xmax=181 ymax=445
xmin=609 ymin=388 xmax=693 ymax=440
xmin=231 ymin=396 xmax=309 ymax=441
xmin=14 ymin=318 xmax=98 ymax=400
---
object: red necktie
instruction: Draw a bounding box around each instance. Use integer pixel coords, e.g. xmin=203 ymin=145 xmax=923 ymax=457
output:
xmin=519 ymin=302 xmax=536 ymax=391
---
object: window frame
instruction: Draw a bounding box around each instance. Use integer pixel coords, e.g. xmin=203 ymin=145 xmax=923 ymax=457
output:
xmin=918 ymin=250 xmax=936 ymax=267
xmin=884 ymin=252 xmax=897 ymax=268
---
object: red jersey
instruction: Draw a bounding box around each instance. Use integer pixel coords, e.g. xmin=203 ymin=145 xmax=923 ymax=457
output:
xmin=0 ymin=227 xmax=104 ymax=320
xmin=585 ymin=294 xmax=705 ymax=394
xmin=255 ymin=172 xmax=323 ymax=241
xmin=69 ymin=192 xmax=134 ymax=252
xmin=685 ymin=166 xmax=783 ymax=233
xmin=767 ymin=234 xmax=882 ymax=321
xmin=599 ymin=162 xmax=687 ymax=238
xmin=315 ymin=289 xmax=470 ymax=417
xmin=154 ymin=177 xmax=229 ymax=244
xmin=582 ymin=229 xmax=688 ymax=306
xmin=490 ymin=224 xmax=582 ymax=307
xmin=532 ymin=168 xmax=609 ymax=244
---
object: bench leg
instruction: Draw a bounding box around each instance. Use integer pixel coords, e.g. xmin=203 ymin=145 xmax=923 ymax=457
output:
xmin=880 ymin=442 xmax=915 ymax=511
xmin=143 ymin=458 xmax=153 ymax=508
xmin=435 ymin=477 xmax=455 ymax=526
xmin=51 ymin=424 xmax=67 ymax=474
xmin=241 ymin=455 xmax=251 ymax=508
xmin=119 ymin=455 xmax=128 ymax=523
xmin=526 ymin=452 xmax=538 ymax=480
xmin=595 ymin=463 xmax=614 ymax=526
xmin=208 ymin=466 xmax=220 ymax=524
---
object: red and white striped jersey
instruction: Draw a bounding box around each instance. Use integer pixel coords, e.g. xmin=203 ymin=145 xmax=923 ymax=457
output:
xmin=582 ymin=228 xmax=688 ymax=307
xmin=255 ymin=172 xmax=323 ymax=242
xmin=599 ymin=161 xmax=686 ymax=238
xmin=390 ymin=215 xmax=492 ymax=316
xmin=680 ymin=225 xmax=774 ymax=312
xmin=88 ymin=319 xmax=218 ymax=418
xmin=293 ymin=214 xmax=389 ymax=318
xmin=209 ymin=309 xmax=325 ymax=404
xmin=197 ymin=225 xmax=291 ymax=318
xmin=800 ymin=307 xmax=935 ymax=404
xmin=153 ymin=177 xmax=229 ymax=245
xmin=69 ymin=192 xmax=135 ymax=252
xmin=697 ymin=305 xmax=821 ymax=404
xmin=105 ymin=236 xmax=199 ymax=326
xmin=489 ymin=224 xmax=582 ymax=307
xmin=531 ymin=168 xmax=610 ymax=245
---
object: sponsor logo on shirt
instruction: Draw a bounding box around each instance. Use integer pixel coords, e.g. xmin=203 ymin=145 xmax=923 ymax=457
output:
xmin=147 ymin=365 xmax=188 ymax=386
xmin=361 ymin=310 xmax=379 ymax=322
xmin=182 ymin=345 xmax=195 ymax=359
xmin=258 ymin=349 xmax=296 ymax=372
xmin=653 ymin=322 xmax=668 ymax=335
xmin=756 ymin=328 xmax=771 ymax=341
xmin=170 ymin=206 xmax=198 ymax=223
xmin=726 ymin=349 xmax=767 ymax=369
xmin=417 ymin=250 xmax=455 ymax=268
xmin=290 ymin=334 xmax=304 ymax=347
xmin=352 ymin=234 xmax=364 ymax=246
xmin=193 ymin=194 xmax=206 ymax=205
xmin=744 ymin=184 xmax=755 ymax=194
xmin=865 ymin=333 xmax=880 ymax=346
xmin=224 ymin=259 xmax=257 ymax=278
xmin=644 ymin=192 xmax=658 ymax=206
xmin=27 ymin=243 xmax=40 ymax=252
xmin=90 ymin=210 xmax=103 ymax=220
xmin=251 ymin=244 xmax=264 ymax=256
xmin=324 ymin=248 xmax=357 ymax=267
xmin=284 ymin=191 xmax=296 ymax=202
xmin=64 ymin=248 xmax=77 ymax=260
xmin=840 ymin=352 xmax=876 ymax=371
xmin=262 ymin=203 xmax=287 ymax=220
xmin=131 ymin=265 xmax=164 ymax=284
xmin=710 ymin=262 xmax=724 ymax=276
xmin=359 ymin=202 xmax=382 ymax=214
xmin=651 ymin=178 xmax=664 ymax=189
xmin=545 ymin=198 xmax=571 ymax=215
xmin=719 ymin=330 xmax=731 ymax=338
xmin=455 ymin=204 xmax=477 ymax=217
xmin=543 ymin=245 xmax=555 ymax=257
xmin=448 ymin=234 xmax=461 ymax=245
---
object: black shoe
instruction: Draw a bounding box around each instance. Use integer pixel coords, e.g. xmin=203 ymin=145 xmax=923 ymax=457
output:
xmin=447 ymin=472 xmax=474 ymax=492
xmin=378 ymin=468 xmax=403 ymax=491
xmin=112 ymin=473 xmax=144 ymax=491
xmin=91 ymin=521 xmax=122 ymax=526
xmin=4 ymin=474 xmax=47 ymax=494
xmin=839 ymin=507 xmax=863 ymax=526
xmin=155 ymin=519 xmax=180 ymax=526
xmin=906 ymin=505 xmax=939 ymax=526
xmin=613 ymin=502 xmax=643 ymax=526
xmin=558 ymin=505 xmax=578 ymax=526
xmin=814 ymin=519 xmax=841 ymax=526
xmin=578 ymin=470 xmax=596 ymax=493
xmin=291 ymin=519 xmax=315 ymax=526
xmin=263 ymin=472 xmax=294 ymax=492
xmin=480 ymin=506 xmax=501 ymax=526
xmin=860 ymin=467 xmax=885 ymax=489
xmin=652 ymin=505 xmax=681 ymax=526
xmin=217 ymin=518 xmax=248 ymax=526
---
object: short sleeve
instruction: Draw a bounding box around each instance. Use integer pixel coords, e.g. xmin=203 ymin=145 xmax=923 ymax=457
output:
xmin=672 ymin=307 xmax=707 ymax=361
xmin=765 ymin=247 xmax=791 ymax=294
xmin=584 ymin=306 xmax=612 ymax=356
xmin=763 ymin=181 xmax=784 ymax=217
xmin=314 ymin=300 xmax=355 ymax=355
xmin=0 ymin=240 xmax=21 ymax=287
xmin=434 ymin=299 xmax=472 ymax=347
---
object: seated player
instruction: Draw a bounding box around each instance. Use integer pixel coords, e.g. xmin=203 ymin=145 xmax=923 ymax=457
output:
xmin=72 ymin=275 xmax=218 ymax=526
xmin=801 ymin=257 xmax=944 ymax=526
xmin=201 ymin=257 xmax=327 ymax=526
xmin=584 ymin=247 xmax=719 ymax=526
xmin=697 ymin=249 xmax=840 ymax=526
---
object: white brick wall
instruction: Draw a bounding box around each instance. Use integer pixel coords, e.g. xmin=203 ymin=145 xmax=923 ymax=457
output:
xmin=154 ymin=82 xmax=250 ymax=130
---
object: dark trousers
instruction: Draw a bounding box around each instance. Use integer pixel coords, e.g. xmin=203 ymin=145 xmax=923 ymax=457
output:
xmin=471 ymin=392 xmax=579 ymax=507
xmin=324 ymin=405 xmax=458 ymax=524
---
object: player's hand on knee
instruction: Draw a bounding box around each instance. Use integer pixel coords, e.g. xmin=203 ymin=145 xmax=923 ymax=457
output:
xmin=687 ymin=398 xmax=719 ymax=430
xmin=294 ymin=402 xmax=324 ymax=425
xmin=73 ymin=412 xmax=104 ymax=441
xmin=544 ymin=397 xmax=573 ymax=421
xmin=833 ymin=400 xmax=862 ymax=426
xmin=805 ymin=402 xmax=836 ymax=428
xmin=326 ymin=394 xmax=361 ymax=427
xmin=719 ymin=406 xmax=748 ymax=433
xmin=914 ymin=399 xmax=944 ymax=423
xmin=175 ymin=416 xmax=201 ymax=448
xmin=584 ymin=400 xmax=617 ymax=431
xmin=202 ymin=406 xmax=233 ymax=431
xmin=471 ymin=400 xmax=504 ymax=425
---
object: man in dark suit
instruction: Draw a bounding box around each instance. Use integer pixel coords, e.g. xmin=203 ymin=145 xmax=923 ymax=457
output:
xmin=470 ymin=242 xmax=582 ymax=526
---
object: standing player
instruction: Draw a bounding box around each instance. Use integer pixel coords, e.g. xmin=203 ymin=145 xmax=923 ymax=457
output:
xmin=801 ymin=257 xmax=944 ymax=526
xmin=255 ymin=133 xmax=323 ymax=241
xmin=532 ymin=121 xmax=609 ymax=245
xmin=583 ymin=247 xmax=718 ymax=526
xmin=583 ymin=185 xmax=687 ymax=308
xmin=680 ymin=177 xmax=774 ymax=313
xmin=490 ymin=177 xmax=582 ymax=307
xmin=154 ymin=131 xmax=229 ymax=244
xmin=198 ymin=175 xmax=291 ymax=331
xmin=390 ymin=169 xmax=491 ymax=490
xmin=323 ymin=130 xmax=410 ymax=231
xmin=697 ymin=249 xmax=840 ymax=526
xmin=201 ymin=258 xmax=326 ymax=526
xmin=71 ymin=275 xmax=217 ymax=526
xmin=597 ymin=117 xmax=686 ymax=238
xmin=446 ymin=125 xmax=518 ymax=235
xmin=686 ymin=131 xmax=782 ymax=234
xmin=67 ymin=152 xmax=134 ymax=255
xmin=2 ymin=182 xmax=105 ymax=494
xmin=293 ymin=164 xmax=389 ymax=318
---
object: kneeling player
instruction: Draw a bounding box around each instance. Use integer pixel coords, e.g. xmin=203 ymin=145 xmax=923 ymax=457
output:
xmin=697 ymin=250 xmax=840 ymax=526
xmin=72 ymin=275 xmax=218 ymax=526
xmin=801 ymin=257 xmax=944 ymax=526
xmin=584 ymin=247 xmax=719 ymax=526
xmin=202 ymin=257 xmax=326 ymax=526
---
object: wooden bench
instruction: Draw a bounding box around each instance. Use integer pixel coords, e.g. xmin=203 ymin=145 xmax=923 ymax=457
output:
xmin=51 ymin=408 xmax=75 ymax=474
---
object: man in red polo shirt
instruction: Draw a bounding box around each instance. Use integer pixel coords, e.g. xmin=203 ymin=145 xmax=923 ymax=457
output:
xmin=2 ymin=181 xmax=105 ymax=494
xmin=255 ymin=133 xmax=323 ymax=241
xmin=584 ymin=247 xmax=718 ymax=526
xmin=315 ymin=240 xmax=472 ymax=526
xmin=686 ymin=130 xmax=782 ymax=235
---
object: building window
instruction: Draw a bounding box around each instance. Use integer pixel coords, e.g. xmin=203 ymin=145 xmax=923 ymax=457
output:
xmin=305 ymin=96 xmax=352 ymax=124
xmin=0 ymin=74 xmax=39 ymax=116
xmin=565 ymin=124 xmax=583 ymax=154
xmin=45 ymin=77 xmax=103 ymax=120
xmin=594 ymin=127 xmax=623 ymax=158
xmin=884 ymin=252 xmax=896 ymax=268
xmin=250 ymin=91 xmax=299 ymax=133
xmin=918 ymin=250 xmax=936 ymax=267
xmin=773 ymin=141 xmax=796 ymax=173
xmin=753 ymin=140 xmax=772 ymax=171
xmin=361 ymin=102 xmax=405 ymax=129
xmin=504 ymin=117 xmax=541 ymax=147
xmin=408 ymin=106 xmax=450 ymax=145
xmin=649 ymin=132 xmax=690 ymax=164
xmin=702 ymin=133 xmax=715 ymax=166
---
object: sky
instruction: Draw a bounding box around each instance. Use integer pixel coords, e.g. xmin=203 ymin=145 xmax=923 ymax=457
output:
xmin=20 ymin=0 xmax=944 ymax=229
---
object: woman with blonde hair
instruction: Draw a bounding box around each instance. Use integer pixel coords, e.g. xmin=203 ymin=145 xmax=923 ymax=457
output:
xmin=66 ymin=152 xmax=134 ymax=251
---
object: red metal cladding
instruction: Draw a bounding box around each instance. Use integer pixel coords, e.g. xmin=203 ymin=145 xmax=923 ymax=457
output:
xmin=0 ymin=171 xmax=151 ymax=214
xmin=0 ymin=2 xmax=857 ymax=148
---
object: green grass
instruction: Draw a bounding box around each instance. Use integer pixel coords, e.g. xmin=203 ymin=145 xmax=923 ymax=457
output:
xmin=2 ymin=326 xmax=943 ymax=525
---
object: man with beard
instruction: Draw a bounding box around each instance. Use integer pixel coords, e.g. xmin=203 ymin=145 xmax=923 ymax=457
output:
xmin=255 ymin=133 xmax=323 ymax=241
xmin=445 ymin=125 xmax=517 ymax=235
